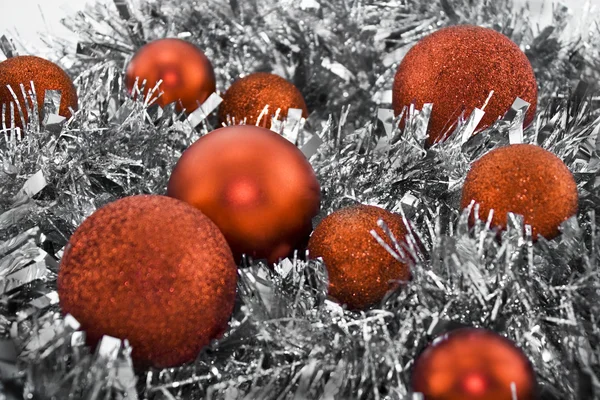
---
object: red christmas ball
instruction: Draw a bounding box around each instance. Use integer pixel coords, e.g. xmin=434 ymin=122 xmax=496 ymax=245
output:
xmin=125 ymin=38 xmax=216 ymax=112
xmin=412 ymin=328 xmax=536 ymax=400
xmin=461 ymin=144 xmax=578 ymax=240
xmin=217 ymin=72 xmax=308 ymax=128
xmin=58 ymin=195 xmax=237 ymax=368
xmin=0 ymin=55 xmax=78 ymax=129
xmin=307 ymin=204 xmax=410 ymax=309
xmin=167 ymin=125 xmax=320 ymax=264
xmin=392 ymin=25 xmax=537 ymax=146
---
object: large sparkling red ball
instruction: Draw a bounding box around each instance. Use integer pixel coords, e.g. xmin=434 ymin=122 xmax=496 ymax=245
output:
xmin=461 ymin=144 xmax=578 ymax=240
xmin=217 ymin=72 xmax=308 ymax=128
xmin=0 ymin=55 xmax=78 ymax=128
xmin=57 ymin=195 xmax=237 ymax=368
xmin=125 ymin=38 xmax=216 ymax=112
xmin=392 ymin=25 xmax=537 ymax=146
xmin=412 ymin=328 xmax=536 ymax=400
xmin=167 ymin=125 xmax=320 ymax=264
xmin=307 ymin=204 xmax=410 ymax=310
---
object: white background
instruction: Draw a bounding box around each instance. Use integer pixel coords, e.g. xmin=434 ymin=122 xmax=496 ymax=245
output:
xmin=0 ymin=0 xmax=598 ymax=57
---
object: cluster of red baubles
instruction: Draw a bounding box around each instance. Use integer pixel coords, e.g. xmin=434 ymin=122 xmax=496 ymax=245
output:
xmin=3 ymin=25 xmax=578 ymax=399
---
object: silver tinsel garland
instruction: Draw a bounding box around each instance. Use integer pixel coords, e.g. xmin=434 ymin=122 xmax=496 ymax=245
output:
xmin=0 ymin=0 xmax=600 ymax=399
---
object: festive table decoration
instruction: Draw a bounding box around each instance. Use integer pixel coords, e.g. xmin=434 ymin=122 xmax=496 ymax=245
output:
xmin=57 ymin=195 xmax=237 ymax=368
xmin=167 ymin=125 xmax=320 ymax=263
xmin=1 ymin=0 xmax=599 ymax=398
xmin=392 ymin=25 xmax=538 ymax=146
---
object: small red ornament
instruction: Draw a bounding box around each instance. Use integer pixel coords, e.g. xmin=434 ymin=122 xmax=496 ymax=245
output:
xmin=58 ymin=195 xmax=237 ymax=368
xmin=412 ymin=328 xmax=536 ymax=400
xmin=307 ymin=204 xmax=410 ymax=310
xmin=217 ymin=72 xmax=308 ymax=128
xmin=167 ymin=125 xmax=320 ymax=264
xmin=392 ymin=25 xmax=537 ymax=146
xmin=125 ymin=38 xmax=216 ymax=112
xmin=461 ymin=144 xmax=578 ymax=240
xmin=0 ymin=55 xmax=78 ymax=129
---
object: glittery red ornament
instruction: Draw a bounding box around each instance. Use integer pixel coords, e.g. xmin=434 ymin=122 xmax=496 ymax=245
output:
xmin=217 ymin=72 xmax=308 ymax=128
xmin=307 ymin=204 xmax=410 ymax=310
xmin=392 ymin=25 xmax=537 ymax=146
xmin=461 ymin=144 xmax=578 ymax=240
xmin=412 ymin=328 xmax=536 ymax=400
xmin=167 ymin=125 xmax=320 ymax=264
xmin=57 ymin=195 xmax=237 ymax=368
xmin=0 ymin=55 xmax=78 ymax=128
xmin=125 ymin=38 xmax=216 ymax=112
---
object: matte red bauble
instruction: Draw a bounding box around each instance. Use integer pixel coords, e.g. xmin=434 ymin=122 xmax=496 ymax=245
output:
xmin=125 ymin=38 xmax=216 ymax=112
xmin=392 ymin=25 xmax=537 ymax=146
xmin=412 ymin=328 xmax=536 ymax=400
xmin=167 ymin=125 xmax=320 ymax=263
xmin=58 ymin=195 xmax=237 ymax=368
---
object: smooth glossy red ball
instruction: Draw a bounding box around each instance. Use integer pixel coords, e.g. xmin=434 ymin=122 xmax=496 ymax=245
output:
xmin=167 ymin=125 xmax=320 ymax=264
xmin=461 ymin=144 xmax=578 ymax=240
xmin=307 ymin=204 xmax=410 ymax=309
xmin=125 ymin=38 xmax=216 ymax=112
xmin=392 ymin=25 xmax=537 ymax=146
xmin=0 ymin=55 xmax=78 ymax=128
xmin=217 ymin=72 xmax=308 ymax=128
xmin=58 ymin=195 xmax=237 ymax=368
xmin=412 ymin=328 xmax=536 ymax=400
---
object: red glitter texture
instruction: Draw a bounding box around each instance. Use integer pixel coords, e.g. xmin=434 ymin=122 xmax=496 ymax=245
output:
xmin=125 ymin=38 xmax=216 ymax=112
xmin=412 ymin=328 xmax=536 ymax=400
xmin=167 ymin=125 xmax=320 ymax=264
xmin=392 ymin=25 xmax=538 ymax=146
xmin=460 ymin=144 xmax=578 ymax=240
xmin=217 ymin=72 xmax=308 ymax=128
xmin=307 ymin=204 xmax=410 ymax=310
xmin=57 ymin=195 xmax=237 ymax=368
xmin=0 ymin=55 xmax=78 ymax=128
